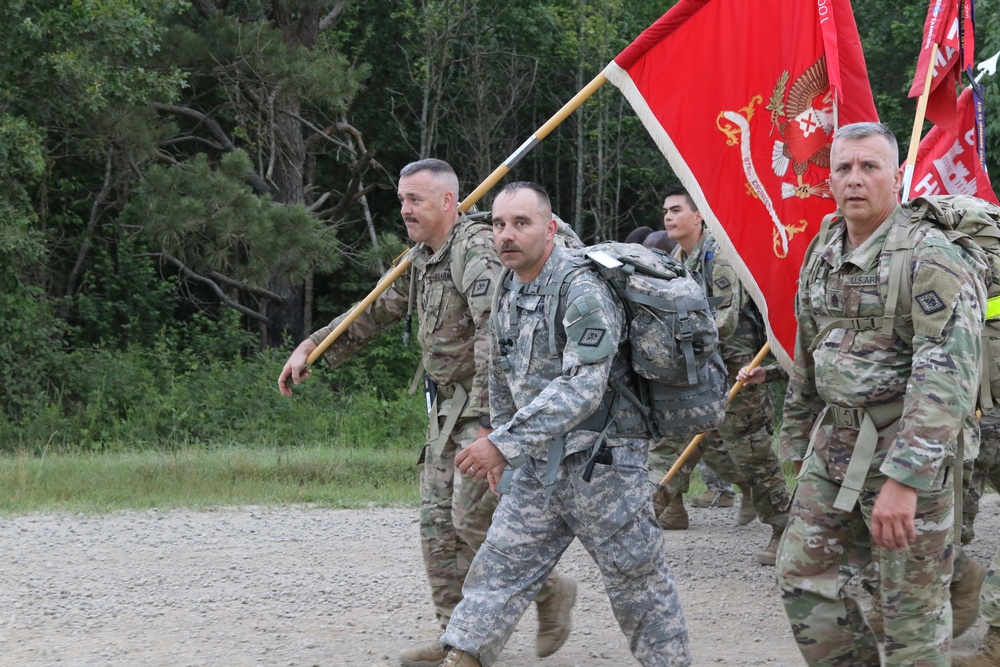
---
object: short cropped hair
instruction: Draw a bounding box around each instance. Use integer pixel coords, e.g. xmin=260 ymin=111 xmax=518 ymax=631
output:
xmin=400 ymin=158 xmax=457 ymax=180
xmin=662 ymin=184 xmax=697 ymax=212
xmin=497 ymin=181 xmax=552 ymax=216
xmin=832 ymin=122 xmax=899 ymax=165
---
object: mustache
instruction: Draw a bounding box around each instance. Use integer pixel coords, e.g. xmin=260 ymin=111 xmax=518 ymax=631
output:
xmin=499 ymin=241 xmax=520 ymax=253
xmin=403 ymin=215 xmax=418 ymax=224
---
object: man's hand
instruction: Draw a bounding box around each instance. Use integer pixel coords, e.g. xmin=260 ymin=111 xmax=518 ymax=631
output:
xmin=737 ymin=366 xmax=766 ymax=386
xmin=871 ymin=477 xmax=918 ymax=551
xmin=278 ymin=339 xmax=318 ymax=397
xmin=456 ymin=436 xmax=507 ymax=481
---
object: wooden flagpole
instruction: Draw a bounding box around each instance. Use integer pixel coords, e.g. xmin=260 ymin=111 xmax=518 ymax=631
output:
xmin=901 ymin=42 xmax=940 ymax=202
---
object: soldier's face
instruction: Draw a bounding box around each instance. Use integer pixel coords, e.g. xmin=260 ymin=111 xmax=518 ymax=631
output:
xmin=492 ymin=188 xmax=557 ymax=282
xmin=663 ymin=194 xmax=703 ymax=251
xmin=398 ymin=171 xmax=453 ymax=251
xmin=829 ymin=135 xmax=902 ymax=233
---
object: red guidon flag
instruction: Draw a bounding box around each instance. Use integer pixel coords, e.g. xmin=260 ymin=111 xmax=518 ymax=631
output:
xmin=911 ymin=86 xmax=999 ymax=205
xmin=603 ymin=0 xmax=877 ymax=369
xmin=908 ymin=1 xmax=975 ymax=138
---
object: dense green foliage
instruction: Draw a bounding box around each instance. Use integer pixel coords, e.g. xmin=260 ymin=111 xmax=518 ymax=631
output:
xmin=1 ymin=0 xmax=999 ymax=452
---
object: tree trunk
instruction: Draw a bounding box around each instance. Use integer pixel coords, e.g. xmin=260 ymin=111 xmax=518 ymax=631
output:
xmin=264 ymin=80 xmax=308 ymax=347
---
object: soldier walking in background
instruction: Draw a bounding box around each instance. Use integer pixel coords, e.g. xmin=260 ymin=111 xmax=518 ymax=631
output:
xmin=650 ymin=185 xmax=790 ymax=565
xmin=277 ymin=160 xmax=574 ymax=667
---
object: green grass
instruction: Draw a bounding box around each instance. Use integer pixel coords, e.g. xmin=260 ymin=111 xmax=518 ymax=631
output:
xmin=0 ymin=445 xmax=421 ymax=514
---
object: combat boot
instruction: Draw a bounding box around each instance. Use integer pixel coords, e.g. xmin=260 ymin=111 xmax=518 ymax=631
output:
xmin=441 ymin=648 xmax=481 ymax=667
xmin=400 ymin=640 xmax=448 ymax=667
xmin=651 ymin=487 xmax=670 ymax=518
xmin=953 ymin=626 xmax=1000 ymax=667
xmin=953 ymin=556 xmax=988 ymax=639
xmin=535 ymin=576 xmax=577 ymax=657
xmin=689 ymin=489 xmax=734 ymax=507
xmin=735 ymin=482 xmax=757 ymax=526
xmin=657 ymin=493 xmax=689 ymax=530
xmin=755 ymin=526 xmax=783 ymax=566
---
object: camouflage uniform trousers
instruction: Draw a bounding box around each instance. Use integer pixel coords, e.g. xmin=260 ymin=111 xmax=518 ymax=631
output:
xmin=980 ymin=541 xmax=1000 ymax=627
xmin=961 ymin=432 xmax=1000 ymax=543
xmin=649 ymin=379 xmax=789 ymax=528
xmin=777 ymin=452 xmax=955 ymax=667
xmin=441 ymin=445 xmax=691 ymax=667
xmin=421 ymin=417 xmax=560 ymax=628
xmin=698 ymin=458 xmax=732 ymax=495
xmin=969 ymin=427 xmax=1000 ymax=627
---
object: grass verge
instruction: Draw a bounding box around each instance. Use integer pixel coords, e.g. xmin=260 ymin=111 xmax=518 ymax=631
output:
xmin=0 ymin=445 xmax=420 ymax=514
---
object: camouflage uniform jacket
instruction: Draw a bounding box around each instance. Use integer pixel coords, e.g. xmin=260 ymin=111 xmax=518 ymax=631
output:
xmin=675 ymin=231 xmax=766 ymax=367
xmin=779 ymin=205 xmax=983 ymax=491
xmin=487 ymin=246 xmax=644 ymax=465
xmin=309 ymin=215 xmax=501 ymax=418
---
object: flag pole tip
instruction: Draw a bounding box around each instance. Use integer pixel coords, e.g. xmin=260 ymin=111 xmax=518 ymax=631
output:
xmin=978 ymin=50 xmax=1000 ymax=79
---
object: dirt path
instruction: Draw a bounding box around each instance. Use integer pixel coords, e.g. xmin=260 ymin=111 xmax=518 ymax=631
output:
xmin=0 ymin=495 xmax=996 ymax=666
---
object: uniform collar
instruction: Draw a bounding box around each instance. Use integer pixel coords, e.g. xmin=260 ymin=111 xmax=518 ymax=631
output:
xmin=410 ymin=213 xmax=465 ymax=266
xmin=822 ymin=205 xmax=904 ymax=272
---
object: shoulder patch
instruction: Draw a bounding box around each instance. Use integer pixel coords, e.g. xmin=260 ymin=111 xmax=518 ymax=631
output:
xmin=713 ymin=276 xmax=731 ymax=290
xmin=578 ymin=327 xmax=606 ymax=347
xmin=915 ymin=290 xmax=945 ymax=314
xmin=471 ymin=278 xmax=491 ymax=297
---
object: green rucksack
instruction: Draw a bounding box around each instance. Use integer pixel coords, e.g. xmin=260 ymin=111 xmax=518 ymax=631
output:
xmin=805 ymin=194 xmax=1000 ymax=409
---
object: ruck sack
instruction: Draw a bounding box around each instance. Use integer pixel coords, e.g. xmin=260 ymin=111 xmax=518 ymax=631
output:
xmin=806 ymin=194 xmax=1000 ymax=409
xmin=555 ymin=242 xmax=728 ymax=440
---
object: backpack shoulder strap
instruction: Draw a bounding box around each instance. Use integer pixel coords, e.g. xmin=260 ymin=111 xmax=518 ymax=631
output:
xmin=549 ymin=256 xmax=593 ymax=357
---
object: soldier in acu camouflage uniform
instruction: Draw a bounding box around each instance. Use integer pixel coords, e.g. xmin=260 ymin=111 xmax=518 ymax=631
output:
xmin=438 ymin=181 xmax=690 ymax=667
xmin=775 ymin=122 xmax=984 ymax=666
xmin=278 ymin=160 xmax=573 ymax=667
xmin=649 ymin=185 xmax=790 ymax=565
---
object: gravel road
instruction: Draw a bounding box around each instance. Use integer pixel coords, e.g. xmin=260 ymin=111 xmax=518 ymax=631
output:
xmin=1 ymin=495 xmax=997 ymax=666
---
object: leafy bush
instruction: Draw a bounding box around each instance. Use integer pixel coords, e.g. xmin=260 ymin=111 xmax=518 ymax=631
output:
xmin=0 ymin=341 xmax=426 ymax=455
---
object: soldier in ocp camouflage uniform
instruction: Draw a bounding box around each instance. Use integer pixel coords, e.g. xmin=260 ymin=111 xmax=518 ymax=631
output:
xmin=278 ymin=160 xmax=573 ymax=667
xmin=962 ymin=408 xmax=1000 ymax=545
xmin=954 ymin=526 xmax=1000 ymax=665
xmin=776 ymin=122 xmax=983 ymax=666
xmin=440 ymin=181 xmax=690 ymax=667
xmin=650 ymin=185 xmax=790 ymax=565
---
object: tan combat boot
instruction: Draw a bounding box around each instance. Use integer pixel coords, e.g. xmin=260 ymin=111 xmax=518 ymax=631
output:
xmin=735 ymin=482 xmax=757 ymax=526
xmin=441 ymin=648 xmax=481 ymax=667
xmin=953 ymin=557 xmax=988 ymax=639
xmin=755 ymin=526 xmax=783 ymax=566
xmin=535 ymin=576 xmax=577 ymax=657
xmin=689 ymin=489 xmax=734 ymax=508
xmin=953 ymin=626 xmax=1000 ymax=667
xmin=657 ymin=493 xmax=689 ymax=530
xmin=400 ymin=640 xmax=448 ymax=667
xmin=651 ymin=487 xmax=670 ymax=518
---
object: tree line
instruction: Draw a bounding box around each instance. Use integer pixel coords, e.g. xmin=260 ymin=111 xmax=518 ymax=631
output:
xmin=1 ymin=0 xmax=999 ymax=431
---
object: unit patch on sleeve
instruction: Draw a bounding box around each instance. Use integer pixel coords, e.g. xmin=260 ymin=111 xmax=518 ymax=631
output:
xmin=713 ymin=276 xmax=731 ymax=290
xmin=915 ymin=290 xmax=945 ymax=314
xmin=578 ymin=327 xmax=606 ymax=347
xmin=471 ymin=278 xmax=491 ymax=297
